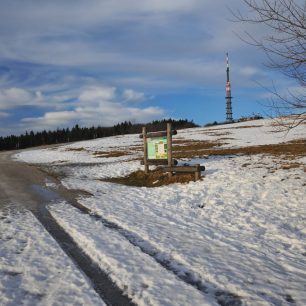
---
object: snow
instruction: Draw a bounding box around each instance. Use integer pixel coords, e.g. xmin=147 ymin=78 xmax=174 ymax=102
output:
xmin=60 ymin=154 xmax=306 ymax=305
xmin=14 ymin=133 xmax=142 ymax=165
xmin=49 ymin=201 xmax=214 ymax=306
xmin=14 ymin=118 xmax=306 ymax=305
xmin=0 ymin=208 xmax=105 ymax=306
xmin=178 ymin=118 xmax=306 ymax=148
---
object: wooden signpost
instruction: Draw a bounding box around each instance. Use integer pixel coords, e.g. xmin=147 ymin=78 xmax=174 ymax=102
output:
xmin=140 ymin=123 xmax=205 ymax=180
xmin=140 ymin=123 xmax=176 ymax=174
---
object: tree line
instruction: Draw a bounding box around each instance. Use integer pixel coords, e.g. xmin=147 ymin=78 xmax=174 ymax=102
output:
xmin=0 ymin=119 xmax=197 ymax=151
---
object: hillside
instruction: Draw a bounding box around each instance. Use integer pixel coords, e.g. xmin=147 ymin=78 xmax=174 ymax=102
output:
xmin=3 ymin=117 xmax=306 ymax=305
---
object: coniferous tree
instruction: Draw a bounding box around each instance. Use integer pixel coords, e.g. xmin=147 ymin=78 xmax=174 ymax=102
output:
xmin=0 ymin=119 xmax=198 ymax=151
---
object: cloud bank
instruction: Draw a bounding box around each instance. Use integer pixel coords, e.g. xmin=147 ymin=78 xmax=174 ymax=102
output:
xmin=19 ymin=85 xmax=164 ymax=131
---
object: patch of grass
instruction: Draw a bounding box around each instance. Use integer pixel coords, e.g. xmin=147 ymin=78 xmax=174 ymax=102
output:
xmin=93 ymin=145 xmax=142 ymax=158
xmin=234 ymin=125 xmax=263 ymax=129
xmin=129 ymin=145 xmax=143 ymax=151
xmin=218 ymin=137 xmax=235 ymax=141
xmin=104 ymin=168 xmax=199 ymax=187
xmin=204 ymin=131 xmax=231 ymax=137
xmin=173 ymin=140 xmax=223 ymax=159
xmin=65 ymin=147 xmax=87 ymax=152
xmin=280 ymin=162 xmax=301 ymax=170
xmin=205 ymin=124 xmax=262 ymax=131
xmin=174 ymin=139 xmax=305 ymax=159
xmin=93 ymin=150 xmax=129 ymax=158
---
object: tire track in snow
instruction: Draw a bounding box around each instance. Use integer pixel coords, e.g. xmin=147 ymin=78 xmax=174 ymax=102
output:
xmin=65 ymin=197 xmax=243 ymax=306
xmin=31 ymin=185 xmax=135 ymax=306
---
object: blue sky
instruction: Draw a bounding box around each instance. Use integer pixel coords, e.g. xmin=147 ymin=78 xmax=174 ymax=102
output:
xmin=0 ymin=0 xmax=296 ymax=136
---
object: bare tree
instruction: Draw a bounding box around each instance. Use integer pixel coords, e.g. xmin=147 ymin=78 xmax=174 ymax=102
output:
xmin=233 ymin=0 xmax=306 ymax=129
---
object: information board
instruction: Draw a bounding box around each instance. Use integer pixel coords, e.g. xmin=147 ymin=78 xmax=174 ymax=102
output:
xmin=147 ymin=136 xmax=168 ymax=159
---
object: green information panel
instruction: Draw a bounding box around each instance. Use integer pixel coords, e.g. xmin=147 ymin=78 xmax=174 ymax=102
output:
xmin=147 ymin=136 xmax=168 ymax=159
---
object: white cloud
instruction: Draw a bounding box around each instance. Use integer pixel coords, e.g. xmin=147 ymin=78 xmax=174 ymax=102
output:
xmin=20 ymin=84 xmax=164 ymax=130
xmin=0 ymin=88 xmax=45 ymax=110
xmin=79 ymin=86 xmax=116 ymax=102
xmin=21 ymin=104 xmax=164 ymax=129
xmin=123 ymin=89 xmax=145 ymax=102
xmin=22 ymin=111 xmax=80 ymax=126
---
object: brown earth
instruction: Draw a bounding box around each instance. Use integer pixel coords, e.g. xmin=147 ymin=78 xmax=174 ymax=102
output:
xmin=104 ymin=168 xmax=200 ymax=188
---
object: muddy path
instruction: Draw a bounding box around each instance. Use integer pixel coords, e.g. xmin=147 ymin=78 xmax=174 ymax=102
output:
xmin=0 ymin=151 xmax=134 ymax=306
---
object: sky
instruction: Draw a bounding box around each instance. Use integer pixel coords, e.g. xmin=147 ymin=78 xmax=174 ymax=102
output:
xmin=0 ymin=0 xmax=297 ymax=136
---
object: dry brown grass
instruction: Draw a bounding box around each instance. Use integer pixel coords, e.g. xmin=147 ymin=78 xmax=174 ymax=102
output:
xmin=205 ymin=125 xmax=262 ymax=132
xmin=65 ymin=147 xmax=133 ymax=158
xmin=171 ymin=139 xmax=306 ymax=159
xmin=65 ymin=147 xmax=87 ymax=152
xmin=204 ymin=131 xmax=231 ymax=137
xmin=129 ymin=145 xmax=143 ymax=151
xmin=234 ymin=125 xmax=263 ymax=129
xmin=104 ymin=168 xmax=199 ymax=187
xmin=280 ymin=162 xmax=301 ymax=170
xmin=173 ymin=140 xmax=224 ymax=159
xmin=218 ymin=137 xmax=235 ymax=141
xmin=93 ymin=150 xmax=129 ymax=158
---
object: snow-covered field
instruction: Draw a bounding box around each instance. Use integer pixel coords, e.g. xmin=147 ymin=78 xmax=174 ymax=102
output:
xmin=0 ymin=208 xmax=104 ymax=306
xmin=9 ymin=118 xmax=306 ymax=305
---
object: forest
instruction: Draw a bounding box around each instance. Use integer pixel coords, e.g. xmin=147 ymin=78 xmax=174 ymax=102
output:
xmin=0 ymin=119 xmax=197 ymax=151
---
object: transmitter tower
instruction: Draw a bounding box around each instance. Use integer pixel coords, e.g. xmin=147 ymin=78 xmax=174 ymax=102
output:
xmin=226 ymin=53 xmax=233 ymax=122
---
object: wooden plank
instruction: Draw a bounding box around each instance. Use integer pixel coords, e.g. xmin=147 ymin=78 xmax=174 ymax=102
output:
xmin=162 ymin=164 xmax=205 ymax=173
xmin=139 ymin=130 xmax=177 ymax=139
xmin=140 ymin=159 xmax=178 ymax=166
xmin=162 ymin=166 xmax=199 ymax=172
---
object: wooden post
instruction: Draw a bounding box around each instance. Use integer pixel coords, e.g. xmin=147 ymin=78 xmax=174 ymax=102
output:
xmin=143 ymin=127 xmax=149 ymax=174
xmin=167 ymin=123 xmax=172 ymax=178
xmin=194 ymin=164 xmax=201 ymax=181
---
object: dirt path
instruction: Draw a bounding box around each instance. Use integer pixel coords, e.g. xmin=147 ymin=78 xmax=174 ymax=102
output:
xmin=0 ymin=151 xmax=47 ymax=211
xmin=0 ymin=151 xmax=134 ymax=306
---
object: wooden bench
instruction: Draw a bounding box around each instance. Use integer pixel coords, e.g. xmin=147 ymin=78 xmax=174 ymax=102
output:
xmin=162 ymin=164 xmax=205 ymax=181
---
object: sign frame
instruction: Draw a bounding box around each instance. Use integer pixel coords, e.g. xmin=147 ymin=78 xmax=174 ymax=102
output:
xmin=141 ymin=123 xmax=174 ymax=174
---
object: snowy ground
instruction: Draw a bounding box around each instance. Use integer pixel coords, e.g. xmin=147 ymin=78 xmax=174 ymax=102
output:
xmin=0 ymin=208 xmax=104 ymax=306
xmin=11 ymin=118 xmax=306 ymax=305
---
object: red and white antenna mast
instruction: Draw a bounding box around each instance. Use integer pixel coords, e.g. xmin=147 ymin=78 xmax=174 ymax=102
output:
xmin=226 ymin=52 xmax=233 ymax=122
